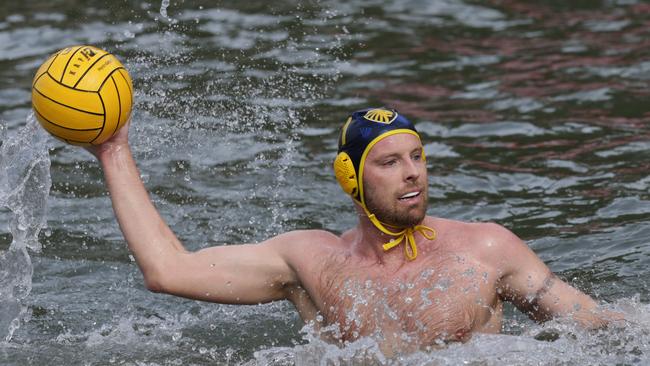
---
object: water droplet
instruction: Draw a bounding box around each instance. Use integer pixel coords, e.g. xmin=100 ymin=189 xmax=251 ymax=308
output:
xmin=172 ymin=331 xmax=182 ymax=341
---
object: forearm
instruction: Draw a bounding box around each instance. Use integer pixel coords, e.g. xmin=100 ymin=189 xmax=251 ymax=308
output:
xmin=528 ymin=275 xmax=617 ymax=328
xmin=99 ymin=144 xmax=186 ymax=282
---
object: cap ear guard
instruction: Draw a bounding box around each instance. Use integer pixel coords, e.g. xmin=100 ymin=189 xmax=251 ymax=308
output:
xmin=333 ymin=152 xmax=358 ymax=198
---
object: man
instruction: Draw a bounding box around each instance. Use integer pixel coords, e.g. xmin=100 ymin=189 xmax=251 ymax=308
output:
xmin=87 ymin=107 xmax=612 ymax=355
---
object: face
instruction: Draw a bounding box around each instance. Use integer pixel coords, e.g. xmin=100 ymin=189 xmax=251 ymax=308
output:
xmin=362 ymin=133 xmax=428 ymax=228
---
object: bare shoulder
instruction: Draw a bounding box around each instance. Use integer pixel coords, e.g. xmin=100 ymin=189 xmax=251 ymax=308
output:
xmin=430 ymin=217 xmax=529 ymax=265
xmin=267 ymin=229 xmax=342 ymax=245
xmin=261 ymin=229 xmax=346 ymax=287
xmin=262 ymin=229 xmax=343 ymax=257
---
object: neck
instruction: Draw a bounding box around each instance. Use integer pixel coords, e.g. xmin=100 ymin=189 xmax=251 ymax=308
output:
xmin=352 ymin=207 xmax=436 ymax=263
xmin=353 ymin=212 xmax=404 ymax=261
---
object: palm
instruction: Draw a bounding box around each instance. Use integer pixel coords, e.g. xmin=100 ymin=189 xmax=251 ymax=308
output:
xmin=85 ymin=122 xmax=130 ymax=158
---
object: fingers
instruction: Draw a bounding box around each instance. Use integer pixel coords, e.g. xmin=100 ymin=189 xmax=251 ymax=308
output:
xmin=85 ymin=121 xmax=131 ymax=160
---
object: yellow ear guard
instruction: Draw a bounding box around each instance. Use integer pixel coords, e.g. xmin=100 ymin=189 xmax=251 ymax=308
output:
xmin=333 ymin=151 xmax=358 ymax=199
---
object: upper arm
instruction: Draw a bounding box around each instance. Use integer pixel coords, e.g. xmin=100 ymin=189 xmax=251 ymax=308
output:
xmin=152 ymin=231 xmax=306 ymax=305
xmin=486 ymin=224 xmax=602 ymax=326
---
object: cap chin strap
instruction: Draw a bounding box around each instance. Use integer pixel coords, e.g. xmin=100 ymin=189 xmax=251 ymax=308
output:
xmin=363 ymin=206 xmax=436 ymax=261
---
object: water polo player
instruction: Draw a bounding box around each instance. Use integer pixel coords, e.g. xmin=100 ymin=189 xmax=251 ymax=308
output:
xmin=86 ymin=107 xmax=619 ymax=355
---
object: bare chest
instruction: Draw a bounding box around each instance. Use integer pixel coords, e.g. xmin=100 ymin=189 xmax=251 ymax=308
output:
xmin=307 ymin=254 xmax=501 ymax=348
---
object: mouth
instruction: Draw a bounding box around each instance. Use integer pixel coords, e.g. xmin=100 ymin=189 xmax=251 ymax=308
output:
xmin=398 ymin=191 xmax=421 ymax=201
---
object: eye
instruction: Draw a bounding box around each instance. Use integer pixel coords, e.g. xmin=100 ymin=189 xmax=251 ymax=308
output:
xmin=382 ymin=159 xmax=397 ymax=166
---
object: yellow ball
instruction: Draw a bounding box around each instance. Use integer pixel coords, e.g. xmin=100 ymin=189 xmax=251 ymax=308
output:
xmin=31 ymin=45 xmax=133 ymax=145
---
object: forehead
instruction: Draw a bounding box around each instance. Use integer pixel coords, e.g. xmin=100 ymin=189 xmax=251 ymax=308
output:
xmin=367 ymin=133 xmax=422 ymax=159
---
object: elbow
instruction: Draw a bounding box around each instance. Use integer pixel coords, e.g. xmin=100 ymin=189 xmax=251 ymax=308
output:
xmin=136 ymin=251 xmax=187 ymax=294
xmin=141 ymin=265 xmax=171 ymax=294
xmin=143 ymin=274 xmax=165 ymax=293
xmin=136 ymin=251 xmax=190 ymax=294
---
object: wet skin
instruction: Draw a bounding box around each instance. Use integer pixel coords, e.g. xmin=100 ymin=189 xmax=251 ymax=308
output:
xmin=285 ymin=218 xmax=506 ymax=354
xmin=91 ymin=128 xmax=610 ymax=357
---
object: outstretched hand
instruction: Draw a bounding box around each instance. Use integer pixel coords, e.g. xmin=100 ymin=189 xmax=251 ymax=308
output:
xmin=84 ymin=122 xmax=130 ymax=160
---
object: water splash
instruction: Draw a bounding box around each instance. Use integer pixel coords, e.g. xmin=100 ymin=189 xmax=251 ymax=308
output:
xmin=247 ymin=297 xmax=650 ymax=365
xmin=0 ymin=115 xmax=51 ymax=342
xmin=159 ymin=0 xmax=176 ymax=24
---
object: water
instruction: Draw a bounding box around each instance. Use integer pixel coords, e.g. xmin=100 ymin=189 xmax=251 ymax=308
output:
xmin=0 ymin=117 xmax=50 ymax=343
xmin=1 ymin=0 xmax=649 ymax=364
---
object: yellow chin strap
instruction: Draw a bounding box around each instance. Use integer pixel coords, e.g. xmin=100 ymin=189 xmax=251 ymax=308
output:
xmin=363 ymin=206 xmax=436 ymax=261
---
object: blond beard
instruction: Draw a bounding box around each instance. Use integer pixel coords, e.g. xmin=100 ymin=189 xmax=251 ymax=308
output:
xmin=363 ymin=184 xmax=428 ymax=228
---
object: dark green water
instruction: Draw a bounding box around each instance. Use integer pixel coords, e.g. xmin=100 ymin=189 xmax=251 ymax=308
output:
xmin=1 ymin=0 xmax=649 ymax=364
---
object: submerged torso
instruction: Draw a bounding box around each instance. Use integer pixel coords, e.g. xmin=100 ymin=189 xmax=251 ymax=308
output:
xmin=288 ymin=220 xmax=504 ymax=355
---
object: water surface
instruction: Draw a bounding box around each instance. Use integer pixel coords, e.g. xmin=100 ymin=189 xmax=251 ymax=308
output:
xmin=1 ymin=0 xmax=649 ymax=364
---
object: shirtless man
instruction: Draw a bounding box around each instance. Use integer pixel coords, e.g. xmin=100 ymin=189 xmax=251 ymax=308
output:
xmin=87 ymin=107 xmax=611 ymax=355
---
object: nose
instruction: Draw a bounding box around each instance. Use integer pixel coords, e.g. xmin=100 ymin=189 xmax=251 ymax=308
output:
xmin=404 ymin=157 xmax=420 ymax=182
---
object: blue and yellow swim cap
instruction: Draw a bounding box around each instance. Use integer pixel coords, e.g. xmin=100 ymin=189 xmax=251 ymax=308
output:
xmin=333 ymin=107 xmax=436 ymax=261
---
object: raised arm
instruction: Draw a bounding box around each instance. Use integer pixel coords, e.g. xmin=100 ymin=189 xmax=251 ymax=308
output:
xmin=487 ymin=224 xmax=614 ymax=328
xmin=87 ymin=125 xmax=299 ymax=305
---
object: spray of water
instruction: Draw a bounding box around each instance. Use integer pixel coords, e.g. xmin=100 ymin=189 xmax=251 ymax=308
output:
xmin=158 ymin=0 xmax=177 ymax=24
xmin=0 ymin=115 xmax=51 ymax=342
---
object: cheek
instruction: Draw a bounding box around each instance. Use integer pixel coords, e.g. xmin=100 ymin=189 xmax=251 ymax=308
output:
xmin=366 ymin=175 xmax=396 ymax=198
xmin=363 ymin=171 xmax=384 ymax=191
xmin=419 ymin=166 xmax=429 ymax=183
xmin=363 ymin=177 xmax=392 ymax=204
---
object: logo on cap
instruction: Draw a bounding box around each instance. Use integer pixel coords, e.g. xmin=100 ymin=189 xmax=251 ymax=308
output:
xmin=363 ymin=109 xmax=397 ymax=124
xmin=360 ymin=127 xmax=372 ymax=139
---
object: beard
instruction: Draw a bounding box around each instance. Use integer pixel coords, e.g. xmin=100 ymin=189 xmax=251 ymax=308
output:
xmin=363 ymin=184 xmax=428 ymax=228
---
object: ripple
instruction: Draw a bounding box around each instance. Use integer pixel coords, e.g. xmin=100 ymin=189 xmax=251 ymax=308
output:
xmin=384 ymin=0 xmax=517 ymax=30
xmin=424 ymin=142 xmax=460 ymax=158
xmin=582 ymin=61 xmax=650 ymax=80
xmin=0 ymin=22 xmax=143 ymax=61
xmin=299 ymin=127 xmax=334 ymax=137
xmin=595 ymin=141 xmax=650 ymax=158
xmin=337 ymin=60 xmax=417 ymax=76
xmin=488 ymin=97 xmax=545 ymax=113
xmin=583 ymin=19 xmax=630 ymax=32
xmin=448 ymin=121 xmax=549 ymax=138
xmin=597 ymin=197 xmax=650 ymax=219
xmin=552 ymin=87 xmax=612 ymax=102
xmin=0 ymin=88 xmax=29 ymax=108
